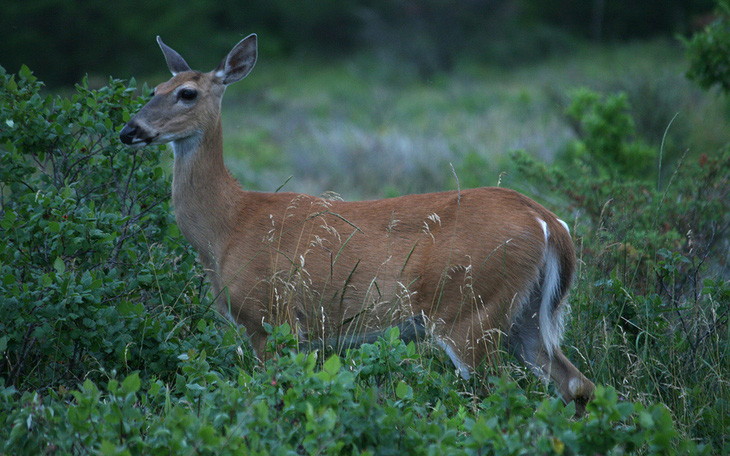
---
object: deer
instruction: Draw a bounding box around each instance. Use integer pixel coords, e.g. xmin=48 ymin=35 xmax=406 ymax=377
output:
xmin=119 ymin=34 xmax=595 ymax=413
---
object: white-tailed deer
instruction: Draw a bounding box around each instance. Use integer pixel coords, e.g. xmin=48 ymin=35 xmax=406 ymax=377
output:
xmin=120 ymin=34 xmax=594 ymax=412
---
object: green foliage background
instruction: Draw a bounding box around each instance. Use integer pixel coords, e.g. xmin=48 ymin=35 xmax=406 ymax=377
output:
xmin=0 ymin=0 xmax=716 ymax=86
xmin=1 ymin=1 xmax=730 ymax=454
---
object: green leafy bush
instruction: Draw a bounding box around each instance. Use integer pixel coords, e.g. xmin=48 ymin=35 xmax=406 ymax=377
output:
xmin=684 ymin=0 xmax=730 ymax=94
xmin=0 ymin=65 xmax=253 ymax=392
xmin=1 ymin=332 xmax=709 ymax=455
xmin=561 ymin=88 xmax=656 ymax=179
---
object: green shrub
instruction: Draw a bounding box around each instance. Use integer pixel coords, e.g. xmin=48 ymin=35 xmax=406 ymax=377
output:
xmin=1 ymin=331 xmax=709 ymax=455
xmin=0 ymin=65 xmax=253 ymax=392
xmin=561 ymin=88 xmax=656 ymax=179
xmin=684 ymin=0 xmax=730 ymax=94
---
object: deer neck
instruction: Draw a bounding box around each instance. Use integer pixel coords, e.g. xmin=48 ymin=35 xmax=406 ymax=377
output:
xmin=170 ymin=117 xmax=244 ymax=274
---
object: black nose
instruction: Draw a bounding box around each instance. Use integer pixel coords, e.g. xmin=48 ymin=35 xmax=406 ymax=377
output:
xmin=119 ymin=123 xmax=138 ymax=145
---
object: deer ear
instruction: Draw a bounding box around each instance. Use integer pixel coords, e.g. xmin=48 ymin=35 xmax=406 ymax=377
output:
xmin=215 ymin=34 xmax=257 ymax=85
xmin=157 ymin=36 xmax=192 ymax=75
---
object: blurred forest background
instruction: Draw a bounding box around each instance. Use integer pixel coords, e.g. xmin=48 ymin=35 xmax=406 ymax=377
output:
xmin=0 ymin=0 xmax=718 ymax=87
xmin=4 ymin=0 xmax=724 ymax=199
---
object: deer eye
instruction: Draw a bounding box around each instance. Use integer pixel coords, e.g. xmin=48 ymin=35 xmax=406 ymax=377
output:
xmin=178 ymin=88 xmax=198 ymax=102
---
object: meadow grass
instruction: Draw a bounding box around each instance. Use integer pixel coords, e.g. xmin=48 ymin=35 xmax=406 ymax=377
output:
xmin=218 ymin=38 xmax=728 ymax=199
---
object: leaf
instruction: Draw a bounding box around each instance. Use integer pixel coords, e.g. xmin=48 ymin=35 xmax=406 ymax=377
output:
xmin=304 ymin=352 xmax=317 ymax=373
xmin=186 ymin=383 xmax=207 ymax=392
xmin=89 ymin=229 xmax=105 ymax=238
xmin=118 ymin=300 xmax=133 ymax=316
xmin=137 ymin=274 xmax=153 ymax=284
xmin=53 ymin=256 xmax=66 ymax=274
xmin=19 ymin=64 xmax=34 ymax=81
xmin=318 ymin=355 xmax=342 ymax=381
xmin=639 ymin=410 xmax=654 ymax=428
xmin=395 ymin=381 xmax=412 ymax=400
xmin=90 ymin=278 xmax=103 ymax=290
xmin=197 ymin=319 xmax=207 ymax=331
xmin=148 ymin=381 xmax=161 ymax=396
xmin=121 ymin=372 xmax=141 ymax=394
xmin=1 ymin=211 xmax=17 ymax=229
xmin=80 ymin=270 xmax=92 ymax=287
xmin=199 ymin=425 xmax=219 ymax=445
xmin=470 ymin=417 xmax=494 ymax=445
xmin=99 ymin=440 xmax=117 ymax=456
xmin=551 ymin=437 xmax=565 ymax=455
xmin=279 ymin=322 xmax=291 ymax=336
xmin=323 ymin=354 xmax=341 ymax=375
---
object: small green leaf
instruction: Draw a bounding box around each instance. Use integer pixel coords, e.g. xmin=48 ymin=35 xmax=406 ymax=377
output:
xmin=639 ymin=410 xmax=654 ymax=428
xmin=186 ymin=383 xmax=207 ymax=392
xmin=121 ymin=372 xmax=141 ymax=394
xmin=279 ymin=322 xmax=291 ymax=336
xmin=199 ymin=425 xmax=219 ymax=445
xmin=19 ymin=64 xmax=33 ymax=80
xmin=304 ymin=352 xmax=317 ymax=373
xmin=323 ymin=355 xmax=341 ymax=375
xmin=53 ymin=256 xmax=66 ymax=274
xmin=99 ymin=440 xmax=117 ymax=456
xmin=471 ymin=417 xmax=494 ymax=445
xmin=1 ymin=211 xmax=17 ymax=229
xmin=118 ymin=300 xmax=133 ymax=316
xmin=149 ymin=381 xmax=162 ymax=396
xmin=89 ymin=228 xmax=105 ymax=238
xmin=318 ymin=355 xmax=342 ymax=381
xmin=137 ymin=274 xmax=153 ymax=284
xmin=395 ymin=381 xmax=412 ymax=400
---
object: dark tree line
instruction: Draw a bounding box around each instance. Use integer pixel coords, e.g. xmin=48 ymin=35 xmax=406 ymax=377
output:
xmin=0 ymin=0 xmax=715 ymax=86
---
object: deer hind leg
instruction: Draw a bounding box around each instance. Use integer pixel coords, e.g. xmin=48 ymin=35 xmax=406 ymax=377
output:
xmin=508 ymin=280 xmax=594 ymax=414
xmin=536 ymin=346 xmax=594 ymax=415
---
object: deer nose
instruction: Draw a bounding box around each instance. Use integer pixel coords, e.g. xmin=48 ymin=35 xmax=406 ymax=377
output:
xmin=119 ymin=121 xmax=156 ymax=146
xmin=119 ymin=123 xmax=139 ymax=145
